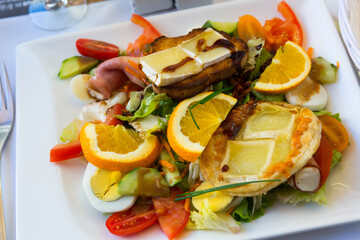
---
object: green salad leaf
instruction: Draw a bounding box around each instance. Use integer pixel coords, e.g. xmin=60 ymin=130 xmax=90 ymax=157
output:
xmin=331 ymin=149 xmax=342 ymax=169
xmin=231 ymin=195 xmax=272 ymax=223
xmin=251 ymin=81 xmax=285 ymax=102
xmin=249 ymin=48 xmax=272 ymax=81
xmin=273 ymin=184 xmax=327 ymax=205
xmin=313 ymin=109 xmax=341 ymax=121
xmin=187 ymin=199 xmax=241 ymax=233
xmin=246 ymin=38 xmax=265 ymax=69
xmin=116 ymin=88 xmax=171 ymax=122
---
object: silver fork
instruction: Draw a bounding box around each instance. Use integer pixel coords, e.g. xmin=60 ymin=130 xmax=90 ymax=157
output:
xmin=0 ymin=63 xmax=14 ymax=240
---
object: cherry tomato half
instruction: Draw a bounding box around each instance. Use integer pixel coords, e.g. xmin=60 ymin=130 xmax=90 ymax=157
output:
xmin=313 ymin=137 xmax=333 ymax=187
xmin=106 ymin=203 xmax=157 ymax=236
xmin=263 ymin=1 xmax=303 ymax=52
xmin=318 ymin=114 xmax=349 ymax=152
xmin=76 ymin=39 xmax=120 ymax=60
xmin=104 ymin=103 xmax=125 ymax=126
xmin=238 ymin=15 xmax=265 ymax=42
xmin=152 ymin=188 xmax=190 ymax=240
xmin=50 ymin=140 xmax=83 ymax=162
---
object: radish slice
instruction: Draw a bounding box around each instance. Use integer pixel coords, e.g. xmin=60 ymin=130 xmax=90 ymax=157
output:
xmin=288 ymin=157 xmax=322 ymax=193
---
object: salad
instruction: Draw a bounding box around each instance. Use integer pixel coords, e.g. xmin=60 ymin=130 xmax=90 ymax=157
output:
xmin=50 ymin=1 xmax=349 ymax=239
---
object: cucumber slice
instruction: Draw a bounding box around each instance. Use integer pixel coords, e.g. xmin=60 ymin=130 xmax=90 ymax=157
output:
xmin=89 ymin=66 xmax=97 ymax=76
xmin=309 ymin=57 xmax=338 ymax=84
xmin=202 ymin=20 xmax=238 ymax=36
xmin=58 ymin=56 xmax=98 ymax=79
xmin=159 ymin=150 xmax=181 ymax=187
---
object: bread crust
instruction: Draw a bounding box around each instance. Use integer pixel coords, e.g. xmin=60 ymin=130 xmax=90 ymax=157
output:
xmin=149 ymin=28 xmax=249 ymax=99
xmin=200 ymin=102 xmax=322 ymax=196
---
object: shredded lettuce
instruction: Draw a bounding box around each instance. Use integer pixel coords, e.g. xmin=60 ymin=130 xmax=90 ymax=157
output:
xmin=246 ymin=38 xmax=265 ymax=69
xmin=231 ymin=195 xmax=272 ymax=223
xmin=273 ymin=184 xmax=327 ymax=205
xmin=152 ymin=97 xmax=176 ymax=118
xmin=242 ymin=93 xmax=251 ymax=104
xmin=187 ymin=199 xmax=241 ymax=233
xmin=313 ymin=110 xmax=341 ymax=121
xmin=116 ymin=88 xmax=171 ymax=121
xmin=249 ymin=48 xmax=272 ymax=81
xmin=251 ymin=81 xmax=285 ymax=101
xmin=272 ymin=149 xmax=342 ymax=206
xmin=60 ymin=118 xmax=84 ymax=143
xmin=331 ymin=149 xmax=342 ymax=169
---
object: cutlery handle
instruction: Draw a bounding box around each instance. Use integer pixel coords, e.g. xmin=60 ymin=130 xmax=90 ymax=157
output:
xmin=0 ymin=174 xmax=6 ymax=240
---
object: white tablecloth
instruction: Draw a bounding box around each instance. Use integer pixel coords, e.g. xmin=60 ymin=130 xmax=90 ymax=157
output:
xmin=0 ymin=0 xmax=359 ymax=239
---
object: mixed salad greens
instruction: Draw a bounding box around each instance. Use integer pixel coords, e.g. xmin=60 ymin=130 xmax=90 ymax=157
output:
xmin=50 ymin=1 xmax=349 ymax=239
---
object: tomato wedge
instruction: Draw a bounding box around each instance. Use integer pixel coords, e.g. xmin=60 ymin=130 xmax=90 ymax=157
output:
xmin=50 ymin=140 xmax=83 ymax=162
xmin=237 ymin=15 xmax=265 ymax=42
xmin=104 ymin=103 xmax=125 ymax=126
xmin=313 ymin=137 xmax=333 ymax=187
xmin=318 ymin=114 xmax=349 ymax=152
xmin=127 ymin=14 xmax=161 ymax=57
xmin=76 ymin=39 xmax=120 ymax=60
xmin=263 ymin=1 xmax=303 ymax=52
xmin=106 ymin=203 xmax=157 ymax=236
xmin=152 ymin=188 xmax=189 ymax=240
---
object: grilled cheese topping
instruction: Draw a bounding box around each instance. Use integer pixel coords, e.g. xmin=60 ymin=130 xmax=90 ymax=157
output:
xmin=140 ymin=28 xmax=236 ymax=87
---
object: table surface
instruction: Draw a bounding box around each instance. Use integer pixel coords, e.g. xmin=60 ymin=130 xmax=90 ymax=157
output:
xmin=1 ymin=0 xmax=360 ymax=239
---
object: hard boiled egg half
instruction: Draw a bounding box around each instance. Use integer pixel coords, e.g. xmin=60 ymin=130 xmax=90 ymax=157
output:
xmin=83 ymin=163 xmax=136 ymax=213
xmin=285 ymin=76 xmax=328 ymax=111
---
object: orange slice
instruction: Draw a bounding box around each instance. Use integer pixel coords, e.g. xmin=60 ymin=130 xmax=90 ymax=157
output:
xmin=80 ymin=123 xmax=160 ymax=172
xmin=254 ymin=41 xmax=311 ymax=94
xmin=167 ymin=92 xmax=237 ymax=162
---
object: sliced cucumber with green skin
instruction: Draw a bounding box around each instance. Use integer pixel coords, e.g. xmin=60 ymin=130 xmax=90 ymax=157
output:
xmin=202 ymin=20 xmax=238 ymax=36
xmin=159 ymin=149 xmax=181 ymax=187
xmin=309 ymin=57 xmax=338 ymax=84
xmin=89 ymin=66 xmax=97 ymax=76
xmin=58 ymin=56 xmax=98 ymax=79
xmin=117 ymin=167 xmax=169 ymax=197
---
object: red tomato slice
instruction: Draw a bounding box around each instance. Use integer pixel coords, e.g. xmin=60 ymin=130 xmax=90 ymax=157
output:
xmin=126 ymin=14 xmax=161 ymax=57
xmin=313 ymin=137 xmax=333 ymax=187
xmin=106 ymin=204 xmax=157 ymax=236
xmin=263 ymin=1 xmax=303 ymax=52
xmin=50 ymin=140 xmax=83 ymax=162
xmin=104 ymin=103 xmax=125 ymax=126
xmin=238 ymin=15 xmax=265 ymax=42
xmin=76 ymin=39 xmax=119 ymax=60
xmin=152 ymin=188 xmax=190 ymax=240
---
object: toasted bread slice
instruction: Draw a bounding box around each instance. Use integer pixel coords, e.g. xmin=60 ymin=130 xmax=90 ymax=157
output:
xmin=149 ymin=28 xmax=249 ymax=99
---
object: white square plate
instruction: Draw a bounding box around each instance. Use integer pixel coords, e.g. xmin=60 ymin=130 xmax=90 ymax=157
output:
xmin=16 ymin=0 xmax=360 ymax=239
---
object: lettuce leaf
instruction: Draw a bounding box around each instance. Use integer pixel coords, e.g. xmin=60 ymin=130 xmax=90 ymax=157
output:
xmin=273 ymin=184 xmax=327 ymax=205
xmin=187 ymin=199 xmax=240 ymax=233
xmin=246 ymin=38 xmax=265 ymax=70
xmin=231 ymin=195 xmax=272 ymax=223
xmin=251 ymin=81 xmax=285 ymax=101
xmin=331 ymin=149 xmax=342 ymax=169
xmin=116 ymin=88 xmax=171 ymax=121
xmin=313 ymin=110 xmax=341 ymax=121
xmin=249 ymin=48 xmax=272 ymax=80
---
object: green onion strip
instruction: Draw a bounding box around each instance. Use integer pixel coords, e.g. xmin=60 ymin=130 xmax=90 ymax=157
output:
xmin=189 ymin=86 xmax=234 ymax=129
xmin=174 ymin=179 xmax=280 ymax=201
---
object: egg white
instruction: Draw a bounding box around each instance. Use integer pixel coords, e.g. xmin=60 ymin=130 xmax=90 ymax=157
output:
xmin=285 ymin=77 xmax=328 ymax=111
xmin=83 ymin=163 xmax=137 ymax=213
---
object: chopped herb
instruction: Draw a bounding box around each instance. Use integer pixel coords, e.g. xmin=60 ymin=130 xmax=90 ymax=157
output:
xmin=174 ymin=179 xmax=280 ymax=201
xmin=189 ymin=86 xmax=234 ymax=129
